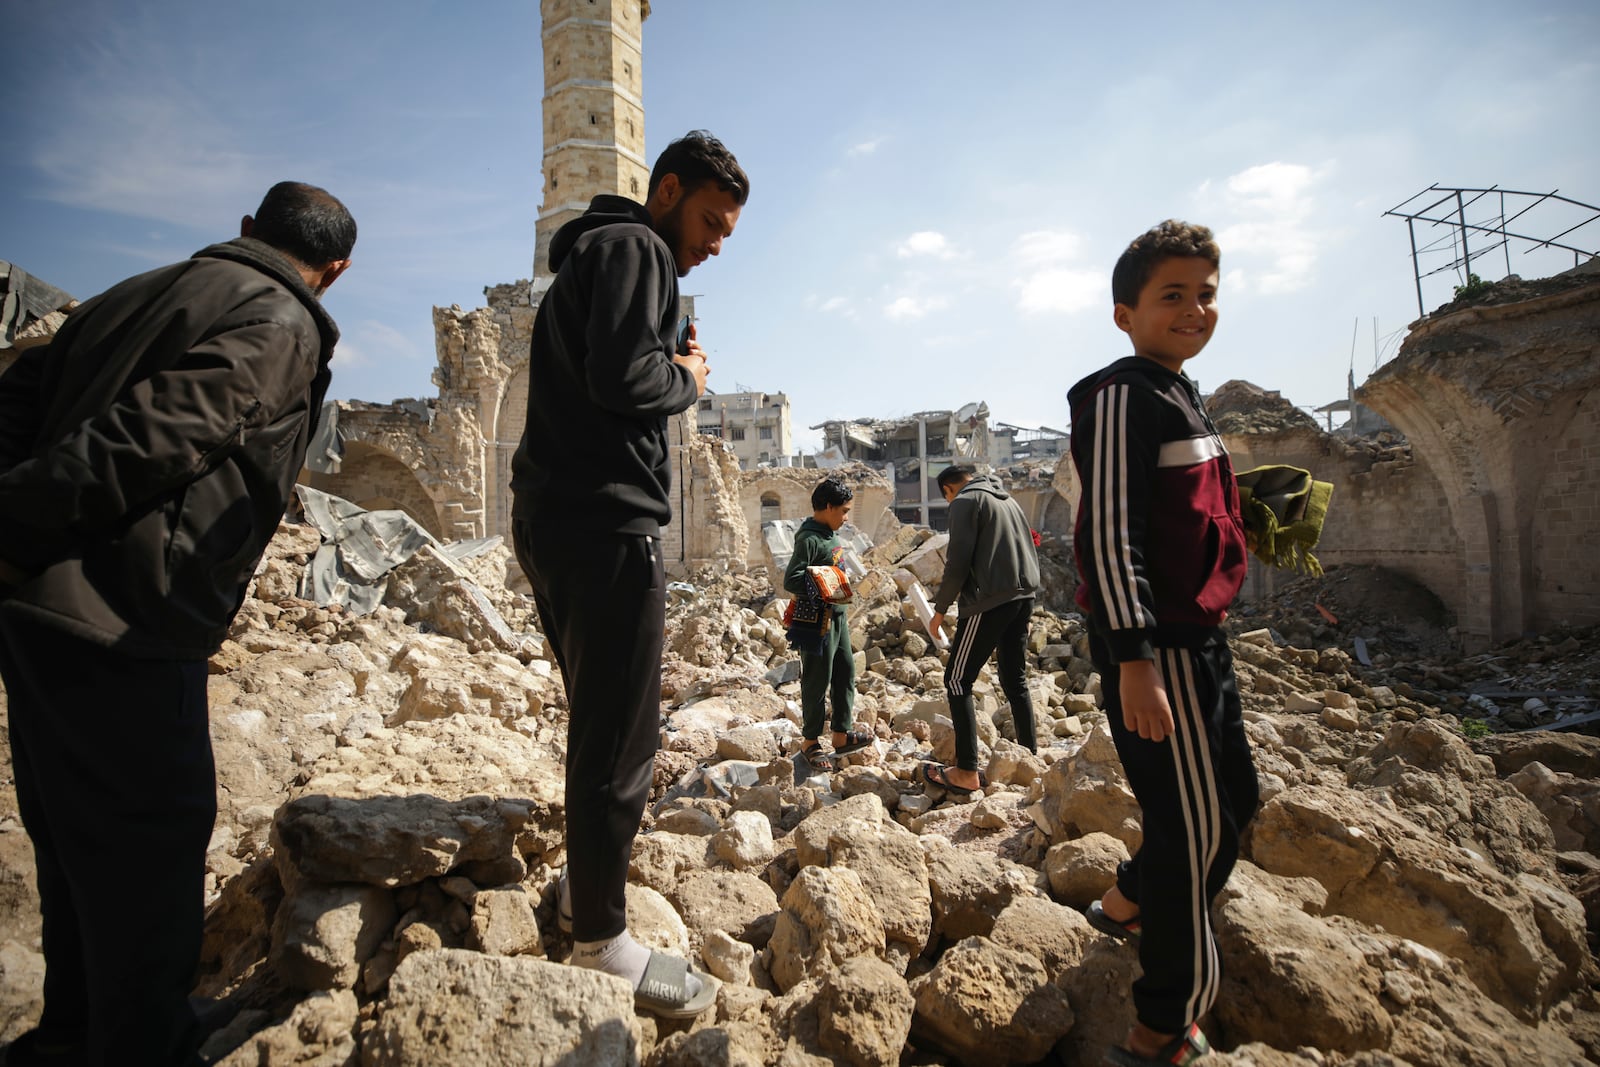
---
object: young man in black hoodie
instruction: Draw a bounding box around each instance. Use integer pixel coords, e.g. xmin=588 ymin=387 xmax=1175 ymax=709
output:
xmin=509 ymin=131 xmax=747 ymax=1019
xmin=0 ymin=182 xmax=354 ymax=1067
xmin=921 ymin=464 xmax=1042 ymax=796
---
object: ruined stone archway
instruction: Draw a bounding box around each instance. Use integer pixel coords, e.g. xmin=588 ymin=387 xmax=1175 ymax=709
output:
xmin=304 ymin=442 xmax=446 ymax=539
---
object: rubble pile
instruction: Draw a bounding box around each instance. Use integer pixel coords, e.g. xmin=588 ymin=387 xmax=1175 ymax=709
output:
xmin=0 ymin=518 xmax=1596 ymax=1067
xmin=1205 ymin=378 xmax=1323 ymax=435
xmin=1228 ymin=564 xmax=1600 ymax=732
xmin=1430 ymin=257 xmax=1600 ymax=316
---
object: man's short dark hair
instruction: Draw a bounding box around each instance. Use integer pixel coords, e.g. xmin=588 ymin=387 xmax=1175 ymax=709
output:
xmin=937 ymin=464 xmax=977 ymax=491
xmin=648 ymin=131 xmax=749 ymax=206
xmin=1111 ymin=220 xmax=1219 ymax=308
xmin=812 ymin=476 xmax=853 ymax=511
xmin=250 ymin=182 xmax=357 ymax=266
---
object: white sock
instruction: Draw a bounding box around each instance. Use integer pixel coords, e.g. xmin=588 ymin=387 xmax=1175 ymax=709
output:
xmin=571 ymin=930 xmax=702 ymax=1001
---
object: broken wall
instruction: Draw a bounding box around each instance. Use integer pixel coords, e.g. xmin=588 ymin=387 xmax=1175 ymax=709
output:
xmin=303 ymin=396 xmax=486 ymax=542
xmin=1222 ymin=428 xmax=1463 ymax=608
xmin=664 ymin=410 xmax=750 ymax=574
xmin=738 ymin=464 xmax=898 ymax=572
xmin=1358 ymin=263 xmax=1600 ymax=646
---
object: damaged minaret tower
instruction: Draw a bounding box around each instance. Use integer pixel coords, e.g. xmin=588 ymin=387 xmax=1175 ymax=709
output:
xmin=533 ymin=0 xmax=652 ymax=289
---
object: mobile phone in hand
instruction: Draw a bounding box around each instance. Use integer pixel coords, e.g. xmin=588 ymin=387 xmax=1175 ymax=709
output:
xmin=675 ymin=315 xmax=693 ymax=356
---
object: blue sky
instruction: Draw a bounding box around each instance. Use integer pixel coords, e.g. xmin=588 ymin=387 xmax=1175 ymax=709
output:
xmin=5 ymin=1 xmax=1597 ymax=451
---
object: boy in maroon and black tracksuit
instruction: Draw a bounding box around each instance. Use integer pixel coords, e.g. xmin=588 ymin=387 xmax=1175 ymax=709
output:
xmin=1068 ymin=220 xmax=1259 ymax=1067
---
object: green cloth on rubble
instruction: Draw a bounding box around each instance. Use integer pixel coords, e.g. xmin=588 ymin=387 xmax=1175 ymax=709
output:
xmin=1235 ymin=465 xmax=1333 ymax=576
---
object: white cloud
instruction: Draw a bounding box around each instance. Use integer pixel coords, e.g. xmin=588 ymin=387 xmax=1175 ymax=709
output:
xmin=1016 ymin=268 xmax=1105 ymax=315
xmin=847 ymin=138 xmax=883 ymax=157
xmin=1225 ymin=162 xmax=1315 ymax=215
xmin=1011 ymin=229 xmax=1085 ymax=268
xmin=1007 ymin=228 xmax=1102 ymax=315
xmin=1205 ymin=161 xmax=1326 ymax=294
xmin=884 ymin=295 xmax=945 ymax=320
xmin=819 ymin=296 xmax=850 ymax=313
xmin=333 ymin=319 xmax=423 ymax=369
xmin=330 ymin=340 xmax=370 ymax=369
xmin=896 ymin=231 xmax=956 ymax=259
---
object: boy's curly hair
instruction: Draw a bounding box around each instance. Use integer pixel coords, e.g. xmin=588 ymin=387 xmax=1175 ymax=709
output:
xmin=1111 ymin=220 xmax=1220 ymax=307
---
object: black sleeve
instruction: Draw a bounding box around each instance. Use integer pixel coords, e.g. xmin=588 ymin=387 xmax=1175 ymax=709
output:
xmin=579 ymin=234 xmax=698 ymax=418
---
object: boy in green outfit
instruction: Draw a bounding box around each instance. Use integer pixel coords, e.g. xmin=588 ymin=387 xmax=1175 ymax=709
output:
xmin=783 ymin=476 xmax=873 ymax=771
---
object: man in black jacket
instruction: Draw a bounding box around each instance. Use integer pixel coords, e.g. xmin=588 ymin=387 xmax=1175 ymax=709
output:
xmin=0 ymin=182 xmax=354 ymax=1066
xmin=510 ymin=131 xmax=745 ymax=1019
xmin=922 ymin=465 xmax=1042 ymax=796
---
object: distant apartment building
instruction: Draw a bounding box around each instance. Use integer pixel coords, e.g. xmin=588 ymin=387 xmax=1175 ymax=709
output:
xmin=696 ymin=390 xmax=794 ymax=469
xmin=812 ymin=402 xmax=990 ymax=530
xmin=991 ymin=422 xmax=1069 ymax=464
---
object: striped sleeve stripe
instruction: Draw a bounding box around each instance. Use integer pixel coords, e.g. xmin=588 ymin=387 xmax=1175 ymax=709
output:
xmin=1157 ymin=434 xmax=1225 ymax=468
xmin=1161 ymin=646 xmax=1225 ymax=1023
xmin=1089 ymin=384 xmax=1152 ymax=631
xmin=944 ymin=609 xmax=985 ymax=696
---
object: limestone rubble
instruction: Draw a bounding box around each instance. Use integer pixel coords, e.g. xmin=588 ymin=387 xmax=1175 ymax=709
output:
xmin=0 ymin=519 xmax=1596 ymax=1067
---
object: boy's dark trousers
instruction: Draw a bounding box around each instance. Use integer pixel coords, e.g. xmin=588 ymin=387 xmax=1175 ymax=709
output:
xmin=0 ymin=612 xmax=212 ymax=1067
xmin=1090 ymin=625 xmax=1259 ymax=1035
xmin=944 ymin=597 xmax=1038 ymax=770
xmin=799 ymin=607 xmax=854 ymax=740
xmin=513 ymin=519 xmax=663 ymax=942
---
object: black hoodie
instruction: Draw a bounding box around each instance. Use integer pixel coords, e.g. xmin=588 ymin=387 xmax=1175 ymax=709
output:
xmin=510 ymin=195 xmax=698 ymax=536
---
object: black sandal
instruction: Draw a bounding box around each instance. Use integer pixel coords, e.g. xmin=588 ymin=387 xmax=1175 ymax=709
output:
xmin=798 ymin=743 xmax=834 ymax=772
xmin=832 ymin=728 xmax=874 ymax=755
xmin=1104 ymin=1023 xmax=1210 ymax=1066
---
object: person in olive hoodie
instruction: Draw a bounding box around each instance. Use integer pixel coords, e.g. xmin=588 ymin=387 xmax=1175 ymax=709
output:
xmin=0 ymin=182 xmax=354 ymax=1067
xmin=922 ymin=464 xmax=1042 ymax=796
xmin=509 ymin=131 xmax=746 ymax=1019
xmin=782 ymin=476 xmax=874 ymax=771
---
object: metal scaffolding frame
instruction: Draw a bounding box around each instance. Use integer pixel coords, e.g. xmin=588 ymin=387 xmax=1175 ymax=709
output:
xmin=1382 ymin=184 xmax=1600 ymax=317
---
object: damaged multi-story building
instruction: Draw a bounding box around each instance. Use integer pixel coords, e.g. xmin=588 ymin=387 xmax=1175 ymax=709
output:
xmin=813 ymin=404 xmax=992 ymax=529
xmin=696 ymin=389 xmax=794 ymax=470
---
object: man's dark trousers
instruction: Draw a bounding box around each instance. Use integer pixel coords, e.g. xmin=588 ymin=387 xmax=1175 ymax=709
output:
xmin=799 ymin=607 xmax=854 ymax=741
xmin=944 ymin=596 xmax=1037 ymax=769
xmin=1090 ymin=624 xmax=1259 ymax=1034
xmin=0 ymin=613 xmax=213 ymax=1067
xmin=512 ymin=519 xmax=663 ymax=942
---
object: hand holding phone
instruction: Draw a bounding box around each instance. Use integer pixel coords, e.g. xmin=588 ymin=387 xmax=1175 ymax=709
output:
xmin=675 ymin=315 xmax=694 ymax=355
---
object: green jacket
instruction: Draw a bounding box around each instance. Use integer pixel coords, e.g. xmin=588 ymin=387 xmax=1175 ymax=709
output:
xmin=783 ymin=517 xmax=847 ymax=617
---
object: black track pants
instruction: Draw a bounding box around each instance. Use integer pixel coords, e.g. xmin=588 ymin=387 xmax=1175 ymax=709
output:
xmin=944 ymin=596 xmax=1037 ymax=770
xmin=513 ymin=520 xmax=664 ymax=942
xmin=0 ymin=614 xmax=213 ymax=1067
xmin=1091 ymin=625 xmax=1259 ymax=1035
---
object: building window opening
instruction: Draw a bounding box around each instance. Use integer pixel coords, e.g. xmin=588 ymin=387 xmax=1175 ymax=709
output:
xmin=760 ymin=493 xmax=781 ymax=524
xmin=731 ymin=428 xmax=745 ymax=441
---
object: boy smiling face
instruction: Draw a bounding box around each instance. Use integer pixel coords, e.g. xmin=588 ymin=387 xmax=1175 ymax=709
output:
xmin=1113 ymin=256 xmax=1219 ymax=373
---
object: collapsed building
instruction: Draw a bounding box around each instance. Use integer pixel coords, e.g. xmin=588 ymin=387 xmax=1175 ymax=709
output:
xmin=813 ymin=404 xmax=992 ymax=529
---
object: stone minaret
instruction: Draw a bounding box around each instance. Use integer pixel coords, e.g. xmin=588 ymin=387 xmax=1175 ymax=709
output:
xmin=533 ymin=0 xmax=651 ymax=287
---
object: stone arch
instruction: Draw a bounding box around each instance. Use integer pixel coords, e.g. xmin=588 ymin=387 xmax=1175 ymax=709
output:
xmin=304 ymin=442 xmax=445 ymax=539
